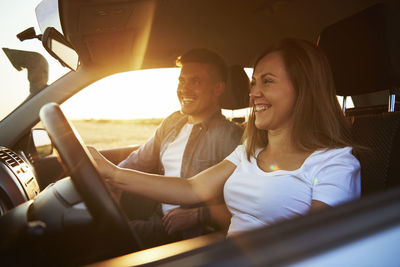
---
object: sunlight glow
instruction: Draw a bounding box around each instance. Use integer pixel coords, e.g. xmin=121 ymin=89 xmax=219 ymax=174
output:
xmin=89 ymin=234 xmax=223 ymax=266
xmin=61 ymin=68 xmax=181 ymax=119
xmin=269 ymin=164 xmax=280 ymax=171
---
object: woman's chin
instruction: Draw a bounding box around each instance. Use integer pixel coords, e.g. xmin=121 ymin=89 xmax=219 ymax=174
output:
xmin=254 ymin=121 xmax=270 ymax=131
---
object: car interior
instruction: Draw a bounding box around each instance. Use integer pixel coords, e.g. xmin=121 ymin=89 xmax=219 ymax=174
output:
xmin=1 ymin=0 xmax=400 ymax=266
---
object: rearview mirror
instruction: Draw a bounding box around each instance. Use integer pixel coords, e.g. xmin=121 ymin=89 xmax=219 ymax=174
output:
xmin=42 ymin=27 xmax=79 ymax=71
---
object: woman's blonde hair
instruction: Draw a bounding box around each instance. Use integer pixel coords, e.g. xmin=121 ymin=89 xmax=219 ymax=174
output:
xmin=244 ymin=38 xmax=353 ymax=160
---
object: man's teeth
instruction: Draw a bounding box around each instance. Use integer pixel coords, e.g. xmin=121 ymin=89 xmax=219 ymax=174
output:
xmin=183 ymin=97 xmax=195 ymax=103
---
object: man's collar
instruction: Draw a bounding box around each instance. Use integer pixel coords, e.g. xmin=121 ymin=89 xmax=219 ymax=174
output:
xmin=191 ymin=109 xmax=222 ymax=131
xmin=174 ymin=108 xmax=222 ymax=132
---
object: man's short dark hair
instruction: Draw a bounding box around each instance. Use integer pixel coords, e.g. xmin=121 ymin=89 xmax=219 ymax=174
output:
xmin=176 ymin=48 xmax=228 ymax=82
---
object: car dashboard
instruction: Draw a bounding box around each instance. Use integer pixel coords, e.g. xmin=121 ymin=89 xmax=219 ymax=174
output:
xmin=0 ymin=145 xmax=96 ymax=266
xmin=0 ymin=146 xmax=40 ymax=215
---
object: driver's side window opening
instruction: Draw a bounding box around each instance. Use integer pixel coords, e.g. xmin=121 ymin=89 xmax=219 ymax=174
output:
xmin=60 ymin=68 xmax=181 ymax=149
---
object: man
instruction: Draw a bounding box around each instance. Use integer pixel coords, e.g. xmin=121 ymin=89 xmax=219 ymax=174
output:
xmin=118 ymin=48 xmax=243 ymax=248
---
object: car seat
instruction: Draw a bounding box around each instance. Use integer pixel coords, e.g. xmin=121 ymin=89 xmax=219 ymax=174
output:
xmin=318 ymin=3 xmax=400 ymax=196
xmin=219 ymin=65 xmax=250 ymax=124
xmin=219 ymin=65 xmax=250 ymax=110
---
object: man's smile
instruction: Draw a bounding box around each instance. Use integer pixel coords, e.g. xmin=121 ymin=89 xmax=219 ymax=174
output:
xmin=181 ymin=96 xmax=197 ymax=104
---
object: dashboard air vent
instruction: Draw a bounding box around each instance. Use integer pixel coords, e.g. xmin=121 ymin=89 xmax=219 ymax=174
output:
xmin=0 ymin=148 xmax=24 ymax=168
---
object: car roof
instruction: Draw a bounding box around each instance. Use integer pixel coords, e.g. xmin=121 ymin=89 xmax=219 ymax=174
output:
xmin=59 ymin=0 xmax=386 ymax=72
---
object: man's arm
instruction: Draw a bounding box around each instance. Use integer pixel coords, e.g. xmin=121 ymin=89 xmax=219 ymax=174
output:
xmin=118 ymin=135 xmax=160 ymax=173
xmin=118 ymin=111 xmax=181 ymax=172
xmin=161 ymin=203 xmax=231 ymax=235
xmin=162 ymin=208 xmax=199 ymax=235
xmin=115 ymin=126 xmax=163 ymax=215
xmin=199 ymin=200 xmax=231 ymax=233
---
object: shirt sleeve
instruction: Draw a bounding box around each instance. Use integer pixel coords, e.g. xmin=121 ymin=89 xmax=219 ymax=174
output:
xmin=225 ymin=144 xmax=244 ymax=166
xmin=118 ymin=128 xmax=162 ymax=173
xmin=312 ymin=148 xmax=361 ymax=207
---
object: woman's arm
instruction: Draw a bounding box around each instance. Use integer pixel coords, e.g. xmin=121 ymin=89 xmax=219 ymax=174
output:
xmin=88 ymin=147 xmax=237 ymax=205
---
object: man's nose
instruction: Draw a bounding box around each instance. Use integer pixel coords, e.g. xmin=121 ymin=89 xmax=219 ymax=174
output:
xmin=179 ymin=82 xmax=192 ymax=93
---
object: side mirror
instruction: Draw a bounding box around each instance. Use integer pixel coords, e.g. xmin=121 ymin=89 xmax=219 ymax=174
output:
xmin=2 ymin=48 xmax=48 ymax=95
xmin=32 ymin=129 xmax=53 ymax=157
xmin=42 ymin=27 xmax=79 ymax=71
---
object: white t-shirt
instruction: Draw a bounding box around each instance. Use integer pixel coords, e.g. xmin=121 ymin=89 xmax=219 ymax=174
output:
xmin=160 ymin=123 xmax=194 ymax=215
xmin=224 ymin=145 xmax=361 ymax=236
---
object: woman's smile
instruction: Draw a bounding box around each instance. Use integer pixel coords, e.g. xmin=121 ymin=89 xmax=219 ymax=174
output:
xmin=254 ymin=103 xmax=272 ymax=113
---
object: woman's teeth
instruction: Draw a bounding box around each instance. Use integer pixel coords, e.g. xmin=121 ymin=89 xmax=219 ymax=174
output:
xmin=255 ymin=104 xmax=271 ymax=112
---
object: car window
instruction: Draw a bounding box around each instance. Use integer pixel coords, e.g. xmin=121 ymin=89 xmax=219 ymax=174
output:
xmin=0 ymin=1 xmax=70 ymax=122
xmin=60 ymin=68 xmax=181 ymax=149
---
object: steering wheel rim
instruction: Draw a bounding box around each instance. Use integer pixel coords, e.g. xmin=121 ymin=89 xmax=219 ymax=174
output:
xmin=39 ymin=102 xmax=143 ymax=253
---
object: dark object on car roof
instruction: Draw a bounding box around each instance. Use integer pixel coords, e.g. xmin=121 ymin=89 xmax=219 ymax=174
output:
xmin=318 ymin=3 xmax=399 ymax=98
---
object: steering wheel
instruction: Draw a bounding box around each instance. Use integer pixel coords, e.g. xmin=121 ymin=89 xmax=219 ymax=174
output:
xmin=39 ymin=102 xmax=143 ymax=254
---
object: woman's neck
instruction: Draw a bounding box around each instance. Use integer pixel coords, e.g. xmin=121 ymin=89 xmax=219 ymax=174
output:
xmin=266 ymin=127 xmax=298 ymax=153
xmin=258 ymin=127 xmax=312 ymax=172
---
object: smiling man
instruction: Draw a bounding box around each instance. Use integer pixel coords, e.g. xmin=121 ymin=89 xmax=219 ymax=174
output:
xmin=177 ymin=57 xmax=224 ymax=124
xmin=118 ymin=49 xmax=243 ymax=248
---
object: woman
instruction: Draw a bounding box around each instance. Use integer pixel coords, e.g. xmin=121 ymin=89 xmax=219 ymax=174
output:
xmin=90 ymin=39 xmax=361 ymax=236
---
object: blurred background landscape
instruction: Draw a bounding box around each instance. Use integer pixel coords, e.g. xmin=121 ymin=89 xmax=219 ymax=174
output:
xmin=70 ymin=118 xmax=162 ymax=149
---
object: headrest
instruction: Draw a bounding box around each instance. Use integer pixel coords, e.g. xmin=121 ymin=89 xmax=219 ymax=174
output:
xmin=219 ymin=65 xmax=250 ymax=110
xmin=318 ymin=4 xmax=399 ymax=96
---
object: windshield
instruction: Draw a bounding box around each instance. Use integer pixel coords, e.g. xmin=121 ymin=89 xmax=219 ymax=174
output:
xmin=0 ymin=0 xmax=70 ymax=121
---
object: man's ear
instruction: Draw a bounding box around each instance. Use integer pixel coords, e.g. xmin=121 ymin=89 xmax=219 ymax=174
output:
xmin=214 ymin=81 xmax=225 ymax=97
